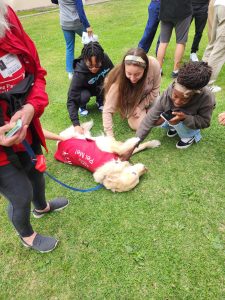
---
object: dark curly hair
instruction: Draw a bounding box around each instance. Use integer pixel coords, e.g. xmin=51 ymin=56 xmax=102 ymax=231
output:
xmin=81 ymin=41 xmax=104 ymax=65
xmin=177 ymin=61 xmax=212 ymax=90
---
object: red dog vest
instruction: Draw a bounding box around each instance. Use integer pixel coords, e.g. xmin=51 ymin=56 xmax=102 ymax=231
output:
xmin=54 ymin=138 xmax=119 ymax=173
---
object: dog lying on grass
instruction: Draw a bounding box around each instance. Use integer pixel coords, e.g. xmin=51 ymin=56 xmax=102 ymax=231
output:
xmin=54 ymin=121 xmax=160 ymax=192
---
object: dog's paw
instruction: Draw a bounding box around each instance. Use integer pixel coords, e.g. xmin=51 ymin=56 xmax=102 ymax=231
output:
xmin=147 ymin=140 xmax=161 ymax=148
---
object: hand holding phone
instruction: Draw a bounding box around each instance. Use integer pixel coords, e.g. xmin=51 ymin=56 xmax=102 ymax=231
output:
xmin=5 ymin=119 xmax=22 ymax=138
xmin=160 ymin=110 xmax=175 ymax=122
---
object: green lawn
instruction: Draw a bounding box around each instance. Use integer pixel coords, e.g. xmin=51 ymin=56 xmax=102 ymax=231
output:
xmin=0 ymin=0 xmax=225 ymax=299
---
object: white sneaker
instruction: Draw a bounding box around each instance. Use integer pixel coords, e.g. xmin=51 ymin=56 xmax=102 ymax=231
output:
xmin=190 ymin=53 xmax=199 ymax=62
xmin=68 ymin=72 xmax=73 ymax=80
xmin=79 ymin=107 xmax=88 ymax=116
xmin=98 ymin=105 xmax=103 ymax=112
xmin=208 ymin=85 xmax=222 ymax=93
xmin=96 ymin=102 xmax=104 ymax=112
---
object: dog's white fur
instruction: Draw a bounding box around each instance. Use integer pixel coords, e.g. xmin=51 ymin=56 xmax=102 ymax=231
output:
xmin=59 ymin=121 xmax=160 ymax=192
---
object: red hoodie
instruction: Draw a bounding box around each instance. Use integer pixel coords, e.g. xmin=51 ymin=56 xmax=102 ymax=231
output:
xmin=0 ymin=6 xmax=48 ymax=166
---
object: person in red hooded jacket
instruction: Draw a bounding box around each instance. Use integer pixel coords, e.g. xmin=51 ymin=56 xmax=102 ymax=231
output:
xmin=0 ymin=2 xmax=68 ymax=253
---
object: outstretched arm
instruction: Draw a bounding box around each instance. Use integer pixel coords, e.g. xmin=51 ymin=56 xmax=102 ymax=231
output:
xmin=43 ymin=129 xmax=64 ymax=141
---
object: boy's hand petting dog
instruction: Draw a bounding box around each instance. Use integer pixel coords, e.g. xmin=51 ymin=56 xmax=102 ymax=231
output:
xmin=169 ymin=111 xmax=186 ymax=125
xmin=120 ymin=145 xmax=136 ymax=161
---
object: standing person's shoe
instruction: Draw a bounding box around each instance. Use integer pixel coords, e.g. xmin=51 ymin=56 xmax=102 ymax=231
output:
xmin=167 ymin=128 xmax=177 ymax=138
xmin=20 ymin=234 xmax=58 ymax=253
xmin=68 ymin=72 xmax=73 ymax=80
xmin=171 ymin=70 xmax=179 ymax=78
xmin=79 ymin=106 xmax=89 ymax=116
xmin=96 ymin=102 xmax=104 ymax=112
xmin=208 ymin=85 xmax=222 ymax=93
xmin=33 ymin=197 xmax=69 ymax=218
xmin=176 ymin=137 xmax=195 ymax=149
xmin=190 ymin=53 xmax=199 ymax=62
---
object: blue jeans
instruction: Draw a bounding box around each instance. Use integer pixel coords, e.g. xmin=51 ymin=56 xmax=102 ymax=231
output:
xmin=162 ymin=121 xmax=202 ymax=142
xmin=63 ymin=26 xmax=84 ymax=73
xmin=138 ymin=0 xmax=160 ymax=54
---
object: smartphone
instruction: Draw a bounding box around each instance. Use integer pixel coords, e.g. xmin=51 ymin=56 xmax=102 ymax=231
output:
xmin=5 ymin=119 xmax=22 ymax=138
xmin=160 ymin=110 xmax=175 ymax=122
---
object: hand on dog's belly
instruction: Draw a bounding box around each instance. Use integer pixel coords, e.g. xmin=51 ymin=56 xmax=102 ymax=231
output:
xmin=120 ymin=145 xmax=136 ymax=161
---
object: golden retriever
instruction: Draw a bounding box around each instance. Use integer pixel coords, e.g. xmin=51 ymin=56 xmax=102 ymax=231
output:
xmin=54 ymin=121 xmax=160 ymax=192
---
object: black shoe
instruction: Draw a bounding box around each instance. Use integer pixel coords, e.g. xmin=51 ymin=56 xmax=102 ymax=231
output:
xmin=171 ymin=70 xmax=179 ymax=78
xmin=176 ymin=137 xmax=195 ymax=149
xmin=33 ymin=197 xmax=69 ymax=218
xmin=167 ymin=128 xmax=177 ymax=138
xmin=20 ymin=234 xmax=58 ymax=253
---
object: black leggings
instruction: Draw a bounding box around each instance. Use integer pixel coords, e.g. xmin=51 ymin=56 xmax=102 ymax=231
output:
xmin=191 ymin=3 xmax=208 ymax=53
xmin=80 ymin=89 xmax=103 ymax=109
xmin=0 ymin=152 xmax=47 ymax=237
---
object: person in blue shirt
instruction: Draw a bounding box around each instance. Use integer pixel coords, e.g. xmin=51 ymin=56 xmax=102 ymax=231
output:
xmin=58 ymin=0 xmax=93 ymax=79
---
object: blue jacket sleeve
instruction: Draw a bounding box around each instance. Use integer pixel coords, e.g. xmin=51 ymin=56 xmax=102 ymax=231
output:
xmin=75 ymin=0 xmax=90 ymax=29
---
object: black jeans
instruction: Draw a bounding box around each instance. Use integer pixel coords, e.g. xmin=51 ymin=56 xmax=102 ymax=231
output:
xmin=80 ymin=89 xmax=103 ymax=109
xmin=0 ymin=152 xmax=47 ymax=237
xmin=191 ymin=3 xmax=208 ymax=53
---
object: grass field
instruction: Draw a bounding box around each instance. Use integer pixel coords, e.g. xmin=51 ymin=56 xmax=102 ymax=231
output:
xmin=0 ymin=0 xmax=225 ymax=299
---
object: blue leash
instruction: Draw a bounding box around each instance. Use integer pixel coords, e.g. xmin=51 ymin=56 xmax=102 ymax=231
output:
xmin=22 ymin=140 xmax=104 ymax=193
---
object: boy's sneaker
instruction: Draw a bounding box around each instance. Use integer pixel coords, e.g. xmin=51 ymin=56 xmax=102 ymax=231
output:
xmin=171 ymin=70 xmax=179 ymax=78
xmin=176 ymin=137 xmax=195 ymax=149
xmin=96 ymin=102 xmax=104 ymax=112
xmin=208 ymin=85 xmax=221 ymax=93
xmin=20 ymin=234 xmax=58 ymax=253
xmin=79 ymin=107 xmax=88 ymax=116
xmin=33 ymin=197 xmax=69 ymax=218
xmin=167 ymin=128 xmax=177 ymax=138
xmin=190 ymin=53 xmax=199 ymax=62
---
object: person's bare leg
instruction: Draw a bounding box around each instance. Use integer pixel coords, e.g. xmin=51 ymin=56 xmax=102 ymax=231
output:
xmin=157 ymin=42 xmax=168 ymax=68
xmin=173 ymin=43 xmax=185 ymax=71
